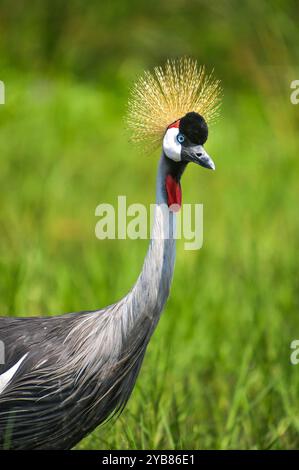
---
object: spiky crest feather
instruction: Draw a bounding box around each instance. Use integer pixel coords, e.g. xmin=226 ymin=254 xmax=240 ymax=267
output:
xmin=126 ymin=57 xmax=221 ymax=153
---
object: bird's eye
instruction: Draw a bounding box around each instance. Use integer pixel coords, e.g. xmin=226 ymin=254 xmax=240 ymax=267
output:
xmin=176 ymin=133 xmax=185 ymax=144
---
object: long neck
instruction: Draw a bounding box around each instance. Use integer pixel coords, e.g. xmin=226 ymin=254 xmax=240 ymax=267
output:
xmin=63 ymin=155 xmax=179 ymax=410
xmin=124 ymin=154 xmax=176 ymax=333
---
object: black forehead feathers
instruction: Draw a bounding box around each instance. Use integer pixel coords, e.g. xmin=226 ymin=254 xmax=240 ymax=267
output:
xmin=179 ymin=112 xmax=208 ymax=145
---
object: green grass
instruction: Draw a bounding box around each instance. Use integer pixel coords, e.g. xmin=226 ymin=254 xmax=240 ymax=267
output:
xmin=0 ymin=73 xmax=299 ymax=449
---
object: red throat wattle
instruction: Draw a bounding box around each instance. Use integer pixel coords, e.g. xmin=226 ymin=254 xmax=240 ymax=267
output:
xmin=165 ymin=174 xmax=182 ymax=212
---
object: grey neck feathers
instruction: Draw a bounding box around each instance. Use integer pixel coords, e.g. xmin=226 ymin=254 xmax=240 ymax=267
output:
xmin=63 ymin=154 xmax=177 ymax=403
xmin=123 ymin=154 xmax=176 ymax=334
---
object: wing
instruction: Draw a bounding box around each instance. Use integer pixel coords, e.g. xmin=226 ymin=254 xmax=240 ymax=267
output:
xmin=0 ymin=311 xmax=93 ymax=376
xmin=0 ymin=310 xmax=101 ymax=449
xmin=0 ymin=305 xmax=151 ymax=449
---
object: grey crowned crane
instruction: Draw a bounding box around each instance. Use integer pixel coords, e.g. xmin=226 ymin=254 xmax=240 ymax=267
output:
xmin=0 ymin=58 xmax=221 ymax=449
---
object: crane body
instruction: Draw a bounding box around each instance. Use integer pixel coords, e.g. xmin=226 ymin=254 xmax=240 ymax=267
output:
xmin=0 ymin=58 xmax=221 ymax=449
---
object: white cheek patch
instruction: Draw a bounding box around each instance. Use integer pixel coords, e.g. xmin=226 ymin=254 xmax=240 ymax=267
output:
xmin=163 ymin=128 xmax=181 ymax=162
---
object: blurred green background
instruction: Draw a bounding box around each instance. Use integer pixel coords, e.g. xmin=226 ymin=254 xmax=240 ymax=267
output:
xmin=0 ymin=0 xmax=299 ymax=449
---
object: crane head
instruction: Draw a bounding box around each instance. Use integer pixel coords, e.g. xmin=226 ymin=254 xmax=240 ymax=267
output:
xmin=126 ymin=58 xmax=221 ymax=210
xmin=162 ymin=111 xmax=215 ymax=170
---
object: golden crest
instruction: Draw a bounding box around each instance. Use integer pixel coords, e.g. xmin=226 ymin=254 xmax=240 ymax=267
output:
xmin=126 ymin=57 xmax=222 ymax=153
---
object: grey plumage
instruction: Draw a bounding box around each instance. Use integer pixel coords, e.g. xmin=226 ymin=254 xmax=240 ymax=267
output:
xmin=0 ymin=58 xmax=219 ymax=448
xmin=0 ymin=155 xmax=177 ymax=449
